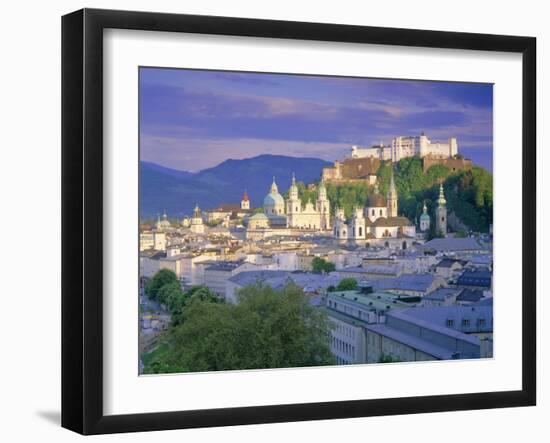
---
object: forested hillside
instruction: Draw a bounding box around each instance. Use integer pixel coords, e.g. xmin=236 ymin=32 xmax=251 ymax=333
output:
xmin=289 ymin=157 xmax=493 ymax=233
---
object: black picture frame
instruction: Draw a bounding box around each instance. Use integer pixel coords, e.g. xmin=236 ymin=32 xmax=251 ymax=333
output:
xmin=61 ymin=8 xmax=537 ymax=435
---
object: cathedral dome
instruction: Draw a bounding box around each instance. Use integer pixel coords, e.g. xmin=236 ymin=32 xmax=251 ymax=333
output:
xmin=249 ymin=212 xmax=268 ymax=221
xmin=367 ymin=193 xmax=387 ymax=208
xmin=263 ymin=192 xmax=285 ymax=207
xmin=263 ymin=177 xmax=285 ymax=212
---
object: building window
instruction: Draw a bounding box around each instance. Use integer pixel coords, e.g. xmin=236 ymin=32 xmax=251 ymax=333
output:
xmin=371 ymin=209 xmax=375 ymax=216
xmin=462 ymin=319 xmax=470 ymax=327
xmin=478 ymin=318 xmax=486 ymax=327
xmin=359 ymin=227 xmax=363 ymax=236
xmin=446 ymin=319 xmax=454 ymax=327
xmin=380 ymin=209 xmax=383 ymax=216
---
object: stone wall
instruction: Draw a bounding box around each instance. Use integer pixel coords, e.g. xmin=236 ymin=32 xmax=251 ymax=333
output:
xmin=322 ymin=157 xmax=381 ymax=182
xmin=422 ymin=156 xmax=472 ymax=173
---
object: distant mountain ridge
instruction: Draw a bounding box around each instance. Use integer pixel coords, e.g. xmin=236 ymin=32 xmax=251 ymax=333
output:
xmin=140 ymin=155 xmax=331 ymax=219
xmin=140 ymin=161 xmax=195 ymax=179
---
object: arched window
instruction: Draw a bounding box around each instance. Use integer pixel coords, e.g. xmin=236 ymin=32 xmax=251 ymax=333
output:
xmin=371 ymin=209 xmax=375 ymax=216
xmin=380 ymin=209 xmax=383 ymax=216
xmin=359 ymin=227 xmax=363 ymax=236
xmin=296 ymin=207 xmax=299 ymax=212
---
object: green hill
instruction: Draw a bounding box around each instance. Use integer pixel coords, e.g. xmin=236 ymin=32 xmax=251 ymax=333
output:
xmin=289 ymin=156 xmax=493 ymax=233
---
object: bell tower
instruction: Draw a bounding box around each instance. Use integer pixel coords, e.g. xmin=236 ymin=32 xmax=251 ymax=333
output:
xmin=387 ymin=171 xmax=398 ymax=217
xmin=435 ymin=183 xmax=447 ymax=237
xmin=317 ymin=180 xmax=331 ymax=230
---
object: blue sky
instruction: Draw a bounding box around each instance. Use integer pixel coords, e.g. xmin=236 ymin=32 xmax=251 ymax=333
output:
xmin=140 ymin=68 xmax=493 ymax=172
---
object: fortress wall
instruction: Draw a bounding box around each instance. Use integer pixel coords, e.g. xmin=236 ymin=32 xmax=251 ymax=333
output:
xmin=422 ymin=157 xmax=472 ymax=173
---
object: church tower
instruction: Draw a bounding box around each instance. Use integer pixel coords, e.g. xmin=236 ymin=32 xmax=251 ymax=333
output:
xmin=435 ymin=183 xmax=447 ymax=237
xmin=387 ymin=171 xmax=398 ymax=217
xmin=350 ymin=206 xmax=365 ymax=239
xmin=155 ymin=213 xmax=163 ymax=232
xmin=317 ymin=180 xmax=331 ymax=230
xmin=241 ymin=190 xmax=250 ymax=210
xmin=286 ymin=173 xmax=301 ymax=228
xmin=190 ymin=204 xmax=205 ymax=234
xmin=420 ymin=201 xmax=430 ymax=232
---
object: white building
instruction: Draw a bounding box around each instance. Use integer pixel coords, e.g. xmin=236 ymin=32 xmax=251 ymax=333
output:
xmin=350 ymin=133 xmax=458 ymax=163
xmin=333 ymin=175 xmax=416 ymax=244
xmin=190 ymin=205 xmax=205 ymax=234
xmin=155 ymin=211 xmax=171 ymax=232
xmin=246 ymin=176 xmax=332 ymax=239
xmin=286 ymin=174 xmax=331 ymax=230
xmin=139 ymin=231 xmax=166 ymax=251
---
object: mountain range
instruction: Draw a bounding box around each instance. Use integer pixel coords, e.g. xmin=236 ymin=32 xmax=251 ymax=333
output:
xmin=140 ymin=155 xmax=331 ymax=219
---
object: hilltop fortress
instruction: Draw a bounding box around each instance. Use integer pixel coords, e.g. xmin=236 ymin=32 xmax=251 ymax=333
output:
xmin=322 ymin=133 xmax=471 ymax=183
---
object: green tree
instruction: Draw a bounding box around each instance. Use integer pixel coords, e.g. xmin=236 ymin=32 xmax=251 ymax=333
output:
xmin=455 ymin=229 xmax=468 ymax=238
xmin=336 ymin=278 xmax=358 ymax=291
xmin=185 ymin=285 xmax=223 ymax=304
xmin=157 ymin=281 xmax=184 ymax=310
xmin=312 ymin=257 xmax=336 ymax=273
xmin=145 ymin=283 xmax=334 ymax=373
xmin=145 ymin=269 xmax=178 ymax=300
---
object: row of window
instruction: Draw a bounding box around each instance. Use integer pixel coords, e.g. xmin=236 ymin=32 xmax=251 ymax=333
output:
xmin=331 ymin=336 xmax=356 ymax=358
xmin=446 ymin=318 xmax=488 ymax=328
xmin=335 ymin=356 xmax=353 ymax=365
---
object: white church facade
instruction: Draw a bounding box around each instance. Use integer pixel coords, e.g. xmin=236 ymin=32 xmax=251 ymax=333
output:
xmin=245 ymin=175 xmax=332 ymax=240
xmin=333 ymin=174 xmax=416 ymax=245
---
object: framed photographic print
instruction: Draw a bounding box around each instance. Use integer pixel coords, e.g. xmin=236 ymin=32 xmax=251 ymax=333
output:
xmin=61 ymin=8 xmax=536 ymax=435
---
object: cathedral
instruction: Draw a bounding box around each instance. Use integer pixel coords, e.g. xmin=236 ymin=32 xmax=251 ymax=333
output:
xmin=333 ymin=173 xmax=416 ymax=243
xmin=260 ymin=175 xmax=331 ymax=230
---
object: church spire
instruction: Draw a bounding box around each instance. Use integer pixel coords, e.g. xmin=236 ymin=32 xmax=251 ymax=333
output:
xmin=387 ymin=170 xmax=398 ymax=217
xmin=271 ymin=176 xmax=278 ymax=194
xmin=437 ymin=183 xmax=447 ymax=207
xmin=317 ymin=179 xmax=327 ymax=201
xmin=389 ymin=170 xmax=396 ymax=195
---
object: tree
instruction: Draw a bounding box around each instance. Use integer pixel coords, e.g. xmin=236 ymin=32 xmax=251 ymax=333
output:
xmin=145 ymin=269 xmax=178 ymax=300
xmin=185 ymin=285 xmax=223 ymax=304
xmin=455 ymin=229 xmax=468 ymax=238
xmin=145 ymin=283 xmax=334 ymax=373
xmin=311 ymin=257 xmax=336 ymax=274
xmin=157 ymin=281 xmax=184 ymax=311
xmin=336 ymin=278 xmax=358 ymax=291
